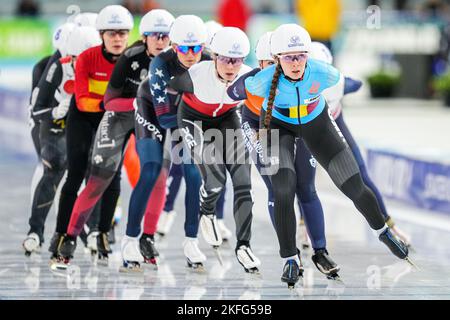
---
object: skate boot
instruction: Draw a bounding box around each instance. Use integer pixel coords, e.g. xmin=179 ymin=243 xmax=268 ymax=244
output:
xmin=297 ymin=218 xmax=310 ymax=251
xmin=86 ymin=230 xmax=99 ymax=257
xmin=386 ymin=217 xmax=412 ymax=248
xmin=183 ymin=238 xmax=206 ymax=272
xmin=281 ymin=258 xmax=304 ymax=289
xmin=236 ymin=245 xmax=261 ymax=274
xmin=139 ymin=234 xmax=159 ymax=268
xmin=379 ymin=228 xmax=409 ymax=259
xmin=48 ymin=233 xmax=66 ymax=270
xmin=217 ymin=219 xmax=232 ymax=242
xmin=120 ymin=235 xmax=144 ymax=273
xmin=23 ymin=232 xmax=41 ymax=256
xmin=58 ymin=235 xmax=77 ymax=267
xmin=96 ymin=232 xmax=112 ymax=266
xmin=199 ymin=214 xmax=222 ymax=247
xmin=156 ymin=210 xmax=177 ymax=237
xmin=311 ymin=249 xmax=341 ymax=281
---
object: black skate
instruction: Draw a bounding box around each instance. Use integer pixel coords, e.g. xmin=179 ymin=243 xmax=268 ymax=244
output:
xmin=312 ymin=249 xmax=342 ymax=281
xmin=139 ymin=234 xmax=159 ymax=268
xmin=379 ymin=228 xmax=409 ymax=258
xmin=96 ymin=232 xmax=112 ymax=266
xmin=47 ymin=233 xmax=67 ymax=270
xmin=281 ymin=259 xmax=304 ymax=289
xmin=57 ymin=235 xmax=77 ymax=268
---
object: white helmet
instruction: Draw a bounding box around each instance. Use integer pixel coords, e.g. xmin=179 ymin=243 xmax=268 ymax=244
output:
xmin=74 ymin=12 xmax=98 ymax=28
xmin=96 ymin=5 xmax=134 ymax=31
xmin=309 ymin=41 xmax=333 ymax=65
xmin=255 ymin=32 xmax=273 ymax=61
xmin=270 ymin=24 xmax=311 ymax=55
xmin=66 ymin=26 xmax=102 ymax=56
xmin=204 ymin=20 xmax=223 ymax=48
xmin=169 ymin=15 xmax=207 ymax=46
xmin=52 ymin=23 xmax=75 ymax=56
xmin=210 ymin=27 xmax=250 ymax=58
xmin=139 ymin=9 xmax=174 ymax=35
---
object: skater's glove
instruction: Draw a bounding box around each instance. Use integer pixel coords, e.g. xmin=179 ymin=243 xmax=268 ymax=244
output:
xmin=52 ymin=99 xmax=71 ymax=120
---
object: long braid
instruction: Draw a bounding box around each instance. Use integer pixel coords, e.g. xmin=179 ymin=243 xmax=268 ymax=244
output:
xmin=263 ymin=63 xmax=282 ymax=133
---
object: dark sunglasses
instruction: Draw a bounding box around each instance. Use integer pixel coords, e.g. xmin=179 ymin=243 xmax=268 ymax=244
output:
xmin=217 ymin=55 xmax=244 ymax=66
xmin=277 ymin=53 xmax=308 ymax=63
xmin=176 ymin=45 xmax=203 ymax=55
xmin=144 ymin=32 xmax=170 ymax=40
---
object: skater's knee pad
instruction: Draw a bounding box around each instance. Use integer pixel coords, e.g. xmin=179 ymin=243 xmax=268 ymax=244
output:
xmin=327 ymin=147 xmax=360 ymax=188
xmin=340 ymin=173 xmax=366 ymax=200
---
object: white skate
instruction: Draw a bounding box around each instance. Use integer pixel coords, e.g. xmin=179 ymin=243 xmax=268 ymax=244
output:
xmin=217 ymin=219 xmax=232 ymax=242
xmin=119 ymin=236 xmax=144 ymax=273
xmin=183 ymin=238 xmax=206 ymax=272
xmin=23 ymin=233 xmax=41 ymax=256
xmin=236 ymin=245 xmax=261 ymax=274
xmin=156 ymin=210 xmax=177 ymax=237
xmin=199 ymin=214 xmax=222 ymax=247
xmin=86 ymin=231 xmax=99 ymax=258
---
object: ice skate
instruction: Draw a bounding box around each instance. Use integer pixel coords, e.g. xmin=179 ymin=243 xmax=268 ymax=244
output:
xmin=236 ymin=245 xmax=261 ymax=274
xmin=199 ymin=213 xmax=222 ymax=247
xmin=23 ymin=232 xmax=41 ymax=256
xmin=86 ymin=230 xmax=99 ymax=258
xmin=379 ymin=228 xmax=408 ymax=258
xmin=311 ymin=249 xmax=342 ymax=282
xmin=391 ymin=225 xmax=412 ymax=249
xmin=183 ymin=238 xmax=206 ymax=272
xmin=119 ymin=236 xmax=144 ymax=273
xmin=139 ymin=234 xmax=159 ymax=269
xmin=57 ymin=235 xmax=77 ymax=268
xmin=156 ymin=210 xmax=177 ymax=237
xmin=96 ymin=232 xmax=112 ymax=266
xmin=217 ymin=219 xmax=232 ymax=242
xmin=281 ymin=259 xmax=304 ymax=289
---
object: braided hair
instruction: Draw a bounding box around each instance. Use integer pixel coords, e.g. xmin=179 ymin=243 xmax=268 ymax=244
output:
xmin=263 ymin=63 xmax=282 ymax=133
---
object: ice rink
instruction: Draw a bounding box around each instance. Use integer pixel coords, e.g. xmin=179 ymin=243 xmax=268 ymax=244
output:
xmin=1 ymin=98 xmax=450 ymax=300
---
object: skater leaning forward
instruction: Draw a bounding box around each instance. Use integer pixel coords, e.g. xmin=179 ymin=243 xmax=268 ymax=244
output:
xmin=236 ymin=24 xmax=410 ymax=288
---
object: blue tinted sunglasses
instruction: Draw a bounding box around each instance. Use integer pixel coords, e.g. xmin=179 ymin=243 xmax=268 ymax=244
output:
xmin=176 ymin=45 xmax=203 ymax=55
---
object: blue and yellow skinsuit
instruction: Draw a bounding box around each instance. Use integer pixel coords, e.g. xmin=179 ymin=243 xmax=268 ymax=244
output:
xmin=242 ymin=59 xmax=389 ymax=259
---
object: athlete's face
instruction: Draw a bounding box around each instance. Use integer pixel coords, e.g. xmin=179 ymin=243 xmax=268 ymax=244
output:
xmin=102 ymin=30 xmax=130 ymax=55
xmin=277 ymin=51 xmax=308 ymax=80
xmin=215 ymin=55 xmax=244 ymax=82
xmin=143 ymin=32 xmax=170 ymax=57
xmin=258 ymin=60 xmax=275 ymax=70
xmin=173 ymin=43 xmax=203 ymax=68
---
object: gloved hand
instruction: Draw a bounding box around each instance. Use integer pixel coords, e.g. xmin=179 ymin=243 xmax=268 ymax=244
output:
xmin=52 ymin=99 xmax=71 ymax=120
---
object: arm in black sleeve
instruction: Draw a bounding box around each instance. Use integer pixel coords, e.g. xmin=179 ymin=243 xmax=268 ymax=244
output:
xmin=32 ymin=60 xmax=63 ymax=121
xmin=168 ymin=71 xmax=194 ymax=94
xmin=227 ymin=67 xmax=261 ymax=101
